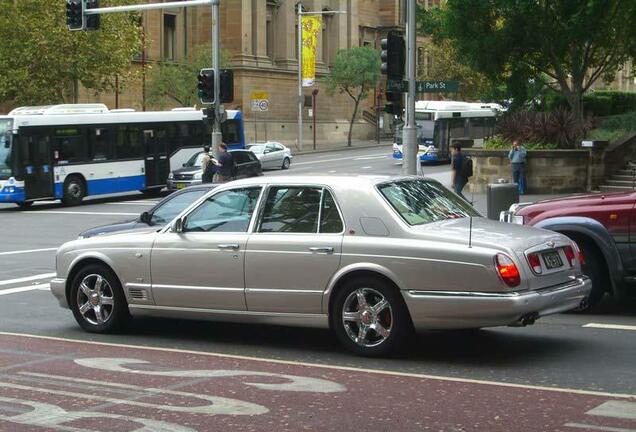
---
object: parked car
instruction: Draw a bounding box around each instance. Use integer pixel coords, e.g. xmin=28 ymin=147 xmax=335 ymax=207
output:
xmin=248 ymin=142 xmax=293 ymax=170
xmin=501 ymin=191 xmax=636 ymax=309
xmin=78 ymin=184 xmax=217 ymax=239
xmin=167 ymin=149 xmax=262 ymax=191
xmin=51 ymin=176 xmax=590 ymax=357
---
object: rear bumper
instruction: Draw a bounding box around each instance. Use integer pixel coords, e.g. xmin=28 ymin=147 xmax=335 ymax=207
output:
xmin=403 ymin=275 xmax=592 ymax=329
xmin=50 ymin=277 xmax=68 ymax=309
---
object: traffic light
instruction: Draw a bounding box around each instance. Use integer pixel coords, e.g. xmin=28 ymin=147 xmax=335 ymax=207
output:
xmin=219 ymin=69 xmax=234 ymax=104
xmin=66 ymin=0 xmax=85 ymax=31
xmin=384 ymin=91 xmax=403 ymax=116
xmin=197 ymin=68 xmax=215 ymax=104
xmin=380 ymin=31 xmax=405 ymax=82
xmin=85 ymin=0 xmax=100 ymax=31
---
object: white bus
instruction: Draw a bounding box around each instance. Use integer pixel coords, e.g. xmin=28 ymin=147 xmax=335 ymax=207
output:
xmin=392 ymin=100 xmax=500 ymax=163
xmin=0 ymin=104 xmax=245 ymax=207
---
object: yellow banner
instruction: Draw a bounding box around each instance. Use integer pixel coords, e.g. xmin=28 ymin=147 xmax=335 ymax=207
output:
xmin=301 ymin=15 xmax=322 ymax=87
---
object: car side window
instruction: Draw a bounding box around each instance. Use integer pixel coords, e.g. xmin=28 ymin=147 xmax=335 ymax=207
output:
xmin=258 ymin=186 xmax=322 ymax=233
xmin=184 ymin=187 xmax=261 ymax=233
xmin=320 ymin=190 xmax=344 ymax=233
xmin=151 ymin=189 xmax=208 ymax=225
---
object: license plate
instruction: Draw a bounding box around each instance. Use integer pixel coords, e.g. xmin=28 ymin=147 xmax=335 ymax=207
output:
xmin=542 ymin=251 xmax=563 ymax=269
xmin=175 ymin=183 xmax=186 ymax=189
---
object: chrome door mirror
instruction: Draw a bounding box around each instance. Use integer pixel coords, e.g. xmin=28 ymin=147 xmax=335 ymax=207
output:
xmin=174 ymin=217 xmax=186 ymax=233
xmin=139 ymin=211 xmax=152 ymax=225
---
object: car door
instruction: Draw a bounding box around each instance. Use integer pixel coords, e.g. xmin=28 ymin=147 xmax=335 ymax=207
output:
xmin=150 ymin=186 xmax=262 ymax=310
xmin=244 ymin=186 xmax=344 ymax=313
xmin=260 ymin=144 xmax=277 ymax=169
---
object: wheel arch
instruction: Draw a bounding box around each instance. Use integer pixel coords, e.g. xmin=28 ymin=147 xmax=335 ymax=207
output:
xmin=65 ymin=254 xmax=122 ymax=306
xmin=534 ymin=216 xmax=623 ymax=295
xmin=322 ymin=263 xmax=407 ymax=316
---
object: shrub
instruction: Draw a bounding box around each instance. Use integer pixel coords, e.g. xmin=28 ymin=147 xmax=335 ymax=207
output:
xmin=588 ymin=111 xmax=636 ymax=142
xmin=543 ymin=90 xmax=636 ymax=117
xmin=495 ymin=109 xmax=592 ymax=149
xmin=485 ymin=136 xmax=557 ymax=150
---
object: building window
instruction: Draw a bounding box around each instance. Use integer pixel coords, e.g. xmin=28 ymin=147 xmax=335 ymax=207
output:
xmin=266 ymin=4 xmax=275 ymax=59
xmin=163 ymin=14 xmax=176 ymax=61
xmin=322 ymin=14 xmax=331 ymax=65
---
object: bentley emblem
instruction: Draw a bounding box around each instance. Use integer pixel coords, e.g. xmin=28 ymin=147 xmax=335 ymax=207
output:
xmin=546 ymin=241 xmax=556 ymax=249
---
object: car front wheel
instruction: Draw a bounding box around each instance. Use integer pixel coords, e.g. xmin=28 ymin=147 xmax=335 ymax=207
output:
xmin=282 ymin=157 xmax=291 ymax=170
xmin=331 ymin=277 xmax=412 ymax=357
xmin=70 ymin=264 xmax=130 ymax=333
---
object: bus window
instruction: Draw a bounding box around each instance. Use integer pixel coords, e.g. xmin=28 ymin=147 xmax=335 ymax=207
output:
xmin=90 ymin=127 xmax=114 ymax=161
xmin=115 ymin=126 xmax=143 ymax=159
xmin=55 ymin=128 xmax=87 ymax=164
xmin=221 ymin=119 xmax=241 ymax=146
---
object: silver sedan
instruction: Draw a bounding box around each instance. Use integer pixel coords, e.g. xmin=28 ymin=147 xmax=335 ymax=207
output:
xmin=50 ymin=176 xmax=591 ymax=356
xmin=248 ymin=142 xmax=293 ymax=170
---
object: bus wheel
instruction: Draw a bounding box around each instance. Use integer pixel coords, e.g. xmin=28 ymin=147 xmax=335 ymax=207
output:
xmin=62 ymin=176 xmax=85 ymax=206
xmin=141 ymin=188 xmax=163 ymax=197
xmin=17 ymin=201 xmax=33 ymax=208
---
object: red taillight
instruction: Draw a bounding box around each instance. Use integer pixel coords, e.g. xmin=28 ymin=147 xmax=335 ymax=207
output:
xmin=573 ymin=242 xmax=585 ymax=266
xmin=563 ymin=245 xmax=576 ymax=267
xmin=527 ymin=252 xmax=542 ymax=274
xmin=495 ymin=253 xmax=521 ymax=287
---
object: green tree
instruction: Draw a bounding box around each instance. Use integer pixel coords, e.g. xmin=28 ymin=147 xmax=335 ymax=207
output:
xmin=146 ymin=46 xmax=231 ymax=109
xmin=325 ymin=47 xmax=380 ymax=147
xmin=0 ymin=0 xmax=143 ymax=106
xmin=429 ymin=0 xmax=636 ymax=135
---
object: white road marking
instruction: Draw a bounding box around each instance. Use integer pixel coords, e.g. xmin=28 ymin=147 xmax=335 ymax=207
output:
xmin=588 ymin=400 xmax=636 ymax=420
xmin=21 ymin=211 xmax=138 ymax=216
xmin=354 ymin=155 xmax=388 ymax=160
xmin=0 ymin=284 xmax=50 ymax=296
xmin=360 ymin=166 xmax=373 ymax=170
xmin=583 ymin=323 xmax=636 ymax=331
xmin=105 ymin=202 xmax=155 ymax=206
xmin=565 ymin=423 xmax=636 ymax=432
xmin=328 ymin=170 xmax=337 ymax=173
xmin=2 ymin=332 xmax=634 ymax=400
xmin=293 ymin=152 xmax=387 ymax=166
xmin=0 ymin=248 xmax=57 ymax=256
xmin=0 ymin=273 xmax=56 ymax=286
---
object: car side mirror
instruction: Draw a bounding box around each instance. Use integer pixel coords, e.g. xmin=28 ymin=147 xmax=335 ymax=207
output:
xmin=174 ymin=217 xmax=186 ymax=233
xmin=139 ymin=211 xmax=151 ymax=225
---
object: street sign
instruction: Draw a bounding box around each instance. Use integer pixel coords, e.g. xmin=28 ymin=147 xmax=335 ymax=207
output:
xmin=386 ymin=80 xmax=459 ymax=93
xmin=250 ymin=91 xmax=270 ymax=112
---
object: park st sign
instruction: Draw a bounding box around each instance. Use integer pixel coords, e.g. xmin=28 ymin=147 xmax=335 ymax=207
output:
xmin=387 ymin=80 xmax=459 ymax=93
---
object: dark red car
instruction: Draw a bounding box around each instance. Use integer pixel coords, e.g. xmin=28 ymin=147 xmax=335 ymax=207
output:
xmin=501 ymin=191 xmax=635 ymax=309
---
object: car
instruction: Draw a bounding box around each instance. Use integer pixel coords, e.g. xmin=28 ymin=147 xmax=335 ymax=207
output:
xmin=51 ymin=176 xmax=591 ymax=357
xmin=501 ymin=191 xmax=636 ymax=309
xmin=167 ymin=149 xmax=262 ymax=191
xmin=247 ymin=142 xmax=293 ymax=170
xmin=78 ymin=184 xmax=218 ymax=239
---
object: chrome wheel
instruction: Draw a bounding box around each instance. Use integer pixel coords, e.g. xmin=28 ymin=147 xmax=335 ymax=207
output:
xmin=342 ymin=288 xmax=393 ymax=348
xmin=76 ymin=274 xmax=114 ymax=325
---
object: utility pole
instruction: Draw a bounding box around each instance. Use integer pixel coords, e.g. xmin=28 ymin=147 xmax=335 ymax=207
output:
xmin=402 ymin=0 xmax=417 ymax=176
xmin=211 ymin=0 xmax=222 ymax=158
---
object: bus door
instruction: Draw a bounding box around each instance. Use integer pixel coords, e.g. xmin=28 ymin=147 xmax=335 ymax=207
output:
xmin=19 ymin=130 xmax=54 ymax=200
xmin=143 ymin=128 xmax=170 ymax=188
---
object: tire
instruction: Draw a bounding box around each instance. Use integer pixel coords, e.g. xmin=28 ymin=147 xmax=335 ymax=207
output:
xmin=141 ymin=188 xmax=163 ymax=197
xmin=577 ymin=243 xmax=607 ymax=310
xmin=17 ymin=201 xmax=33 ymax=208
xmin=61 ymin=176 xmax=85 ymax=206
xmin=331 ymin=276 xmax=412 ymax=357
xmin=69 ymin=263 xmax=130 ymax=334
xmin=282 ymin=157 xmax=291 ymax=170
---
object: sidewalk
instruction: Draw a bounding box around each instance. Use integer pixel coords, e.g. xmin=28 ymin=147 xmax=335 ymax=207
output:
xmin=290 ymin=138 xmax=392 ymax=155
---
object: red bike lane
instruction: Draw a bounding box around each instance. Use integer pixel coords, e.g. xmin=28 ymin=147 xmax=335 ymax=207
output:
xmin=0 ymin=333 xmax=633 ymax=432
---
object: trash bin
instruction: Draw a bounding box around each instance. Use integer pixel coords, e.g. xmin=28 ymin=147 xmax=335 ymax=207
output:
xmin=487 ymin=179 xmax=519 ymax=220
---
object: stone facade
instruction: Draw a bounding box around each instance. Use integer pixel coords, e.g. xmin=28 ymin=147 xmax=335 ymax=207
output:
xmin=463 ymin=149 xmax=590 ymax=194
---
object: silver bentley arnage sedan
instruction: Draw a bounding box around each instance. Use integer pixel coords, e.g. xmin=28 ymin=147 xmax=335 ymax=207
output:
xmin=51 ymin=176 xmax=592 ymax=356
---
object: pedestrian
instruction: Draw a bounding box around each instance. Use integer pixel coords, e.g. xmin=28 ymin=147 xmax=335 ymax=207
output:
xmin=508 ymin=139 xmax=527 ymax=195
xmin=200 ymin=145 xmax=216 ymax=184
xmin=213 ymin=143 xmax=234 ymax=183
xmin=451 ymin=143 xmax=468 ymax=200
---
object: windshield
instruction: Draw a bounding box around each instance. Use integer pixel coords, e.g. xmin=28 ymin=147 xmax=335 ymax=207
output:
xmin=249 ymin=145 xmax=265 ymax=154
xmin=151 ymin=188 xmax=209 ymax=225
xmin=184 ymin=152 xmax=206 ymax=168
xmin=0 ymin=120 xmax=13 ymax=180
xmin=378 ymin=178 xmax=479 ymax=225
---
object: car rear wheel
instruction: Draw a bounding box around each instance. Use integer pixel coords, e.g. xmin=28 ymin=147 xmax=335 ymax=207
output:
xmin=70 ymin=264 xmax=130 ymax=333
xmin=331 ymin=277 xmax=412 ymax=357
xmin=282 ymin=157 xmax=291 ymax=170
xmin=61 ymin=176 xmax=85 ymax=206
xmin=17 ymin=201 xmax=33 ymax=208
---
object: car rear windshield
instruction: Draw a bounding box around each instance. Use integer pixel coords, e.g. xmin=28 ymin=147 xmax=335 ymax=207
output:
xmin=378 ymin=179 xmax=479 ymax=225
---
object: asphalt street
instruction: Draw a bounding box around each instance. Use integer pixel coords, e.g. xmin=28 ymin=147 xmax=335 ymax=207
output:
xmin=0 ymin=145 xmax=635 ymax=431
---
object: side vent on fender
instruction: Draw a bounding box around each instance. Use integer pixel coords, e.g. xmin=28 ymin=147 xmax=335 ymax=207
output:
xmin=129 ymin=288 xmax=148 ymax=301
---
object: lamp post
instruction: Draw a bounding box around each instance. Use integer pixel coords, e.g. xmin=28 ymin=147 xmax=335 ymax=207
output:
xmin=312 ymin=88 xmax=319 ymax=150
xmin=296 ymin=5 xmax=346 ymax=152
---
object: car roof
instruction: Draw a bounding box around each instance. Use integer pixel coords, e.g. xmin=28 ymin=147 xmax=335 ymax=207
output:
xmin=222 ymin=175 xmax=423 ymax=189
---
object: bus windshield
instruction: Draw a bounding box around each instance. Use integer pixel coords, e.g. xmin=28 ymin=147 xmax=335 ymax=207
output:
xmin=0 ymin=120 xmax=13 ymax=180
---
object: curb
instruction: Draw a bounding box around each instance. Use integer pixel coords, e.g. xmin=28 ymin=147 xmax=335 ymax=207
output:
xmin=291 ymin=142 xmax=391 ymax=156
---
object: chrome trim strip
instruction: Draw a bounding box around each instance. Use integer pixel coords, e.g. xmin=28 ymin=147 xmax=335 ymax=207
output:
xmin=245 ymin=288 xmax=323 ymax=294
xmin=129 ymin=304 xmax=326 ymax=318
xmin=407 ymin=290 xmax=521 ymax=298
xmin=126 ymin=282 xmax=151 ymax=288
xmin=152 ymin=284 xmax=243 ymax=292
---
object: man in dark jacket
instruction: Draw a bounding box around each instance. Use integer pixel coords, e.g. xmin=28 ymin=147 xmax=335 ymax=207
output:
xmin=213 ymin=143 xmax=234 ymax=183
xmin=451 ymin=143 xmax=468 ymax=200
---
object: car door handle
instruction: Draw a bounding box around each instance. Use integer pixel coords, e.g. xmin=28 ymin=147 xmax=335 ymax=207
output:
xmin=218 ymin=244 xmax=240 ymax=251
xmin=309 ymin=247 xmax=334 ymax=254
